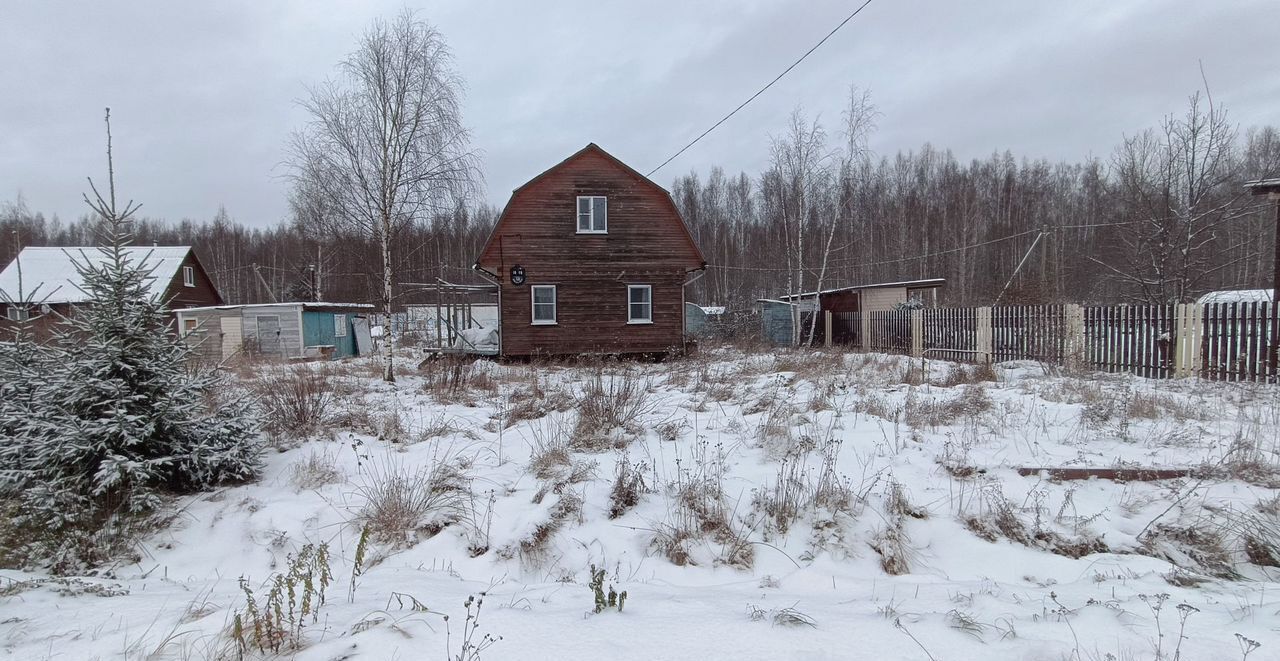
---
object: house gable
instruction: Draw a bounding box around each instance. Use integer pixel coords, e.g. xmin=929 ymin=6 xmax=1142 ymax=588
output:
xmin=475 ymin=143 xmax=705 ymax=275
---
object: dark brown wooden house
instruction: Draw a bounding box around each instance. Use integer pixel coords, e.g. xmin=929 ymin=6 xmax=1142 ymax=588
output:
xmin=0 ymin=246 xmax=223 ymax=336
xmin=473 ymin=144 xmax=706 ymax=357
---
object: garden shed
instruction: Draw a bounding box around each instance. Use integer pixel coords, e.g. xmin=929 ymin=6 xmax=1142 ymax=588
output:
xmin=176 ymin=302 xmax=374 ymax=362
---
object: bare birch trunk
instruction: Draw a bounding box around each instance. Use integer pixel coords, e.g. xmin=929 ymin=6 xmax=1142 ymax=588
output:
xmin=381 ymin=224 xmax=394 ymax=382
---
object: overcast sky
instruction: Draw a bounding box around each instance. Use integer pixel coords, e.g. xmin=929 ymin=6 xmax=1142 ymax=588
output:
xmin=2 ymin=0 xmax=1277 ymax=228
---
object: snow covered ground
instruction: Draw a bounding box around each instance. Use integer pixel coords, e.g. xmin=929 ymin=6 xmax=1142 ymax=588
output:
xmin=2 ymin=348 xmax=1278 ymax=660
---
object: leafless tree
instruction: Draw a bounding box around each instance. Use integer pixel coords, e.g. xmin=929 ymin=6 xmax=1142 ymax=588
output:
xmin=767 ymin=109 xmax=832 ymax=344
xmin=287 ymin=9 xmax=479 ymax=380
xmin=1098 ymin=92 xmax=1251 ymax=303
xmin=804 ymin=86 xmax=878 ymax=345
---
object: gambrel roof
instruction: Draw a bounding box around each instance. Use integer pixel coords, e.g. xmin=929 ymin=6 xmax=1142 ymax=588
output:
xmin=474 ymin=143 xmax=706 ymax=270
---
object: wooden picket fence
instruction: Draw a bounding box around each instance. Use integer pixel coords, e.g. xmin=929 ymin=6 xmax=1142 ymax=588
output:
xmin=829 ymin=301 xmax=1279 ymax=382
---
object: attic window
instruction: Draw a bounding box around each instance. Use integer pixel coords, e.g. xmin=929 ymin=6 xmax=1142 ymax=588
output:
xmin=182 ymin=265 xmax=195 ymax=287
xmin=576 ymin=196 xmax=607 ymax=233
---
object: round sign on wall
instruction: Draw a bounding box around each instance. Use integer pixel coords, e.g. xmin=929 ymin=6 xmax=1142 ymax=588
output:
xmin=510 ymin=264 xmax=526 ymax=285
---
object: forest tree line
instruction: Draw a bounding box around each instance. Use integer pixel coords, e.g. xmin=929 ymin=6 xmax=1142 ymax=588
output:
xmin=3 ymin=92 xmax=1277 ymax=310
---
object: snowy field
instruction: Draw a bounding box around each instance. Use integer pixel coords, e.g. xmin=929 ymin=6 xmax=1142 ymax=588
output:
xmin=2 ymin=348 xmax=1278 ymax=660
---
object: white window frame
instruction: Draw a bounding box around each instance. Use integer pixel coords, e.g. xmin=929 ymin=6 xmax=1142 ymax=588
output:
xmin=531 ymin=285 xmax=557 ymax=325
xmin=182 ymin=265 xmax=195 ymax=287
xmin=576 ymin=195 xmax=607 ymax=234
xmin=627 ymin=285 xmax=653 ymax=324
xmin=334 ymin=314 xmax=347 ymax=337
xmin=182 ymin=318 xmax=199 ymax=337
xmin=7 ymin=305 xmax=30 ymax=321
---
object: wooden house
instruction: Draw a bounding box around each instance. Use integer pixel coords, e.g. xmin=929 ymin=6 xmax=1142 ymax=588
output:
xmin=471 ymin=143 xmax=707 ymax=357
xmin=175 ymin=302 xmax=375 ymax=362
xmin=0 ymin=246 xmax=222 ymax=335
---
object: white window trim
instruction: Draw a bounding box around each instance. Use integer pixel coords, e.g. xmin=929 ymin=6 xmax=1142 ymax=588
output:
xmin=7 ymin=305 xmax=30 ymax=321
xmin=575 ymin=195 xmax=607 ymax=234
xmin=334 ymin=314 xmax=347 ymax=337
xmin=531 ymin=285 xmax=558 ymax=325
xmin=627 ymin=284 xmax=653 ymax=324
xmin=182 ymin=265 xmax=195 ymax=287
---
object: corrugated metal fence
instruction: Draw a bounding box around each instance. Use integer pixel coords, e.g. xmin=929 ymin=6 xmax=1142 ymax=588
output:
xmin=829 ymin=302 xmax=1279 ymax=382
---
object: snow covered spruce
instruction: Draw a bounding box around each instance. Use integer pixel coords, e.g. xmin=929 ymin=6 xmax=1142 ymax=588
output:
xmin=0 ymin=112 xmax=262 ymax=571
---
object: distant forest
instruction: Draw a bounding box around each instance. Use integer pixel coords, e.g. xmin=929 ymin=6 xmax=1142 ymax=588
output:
xmin=4 ymin=95 xmax=1277 ymax=309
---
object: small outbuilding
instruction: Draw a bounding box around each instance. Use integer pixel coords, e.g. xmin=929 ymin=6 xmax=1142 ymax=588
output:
xmin=176 ymin=302 xmax=374 ymax=362
xmin=778 ymin=278 xmax=944 ymax=314
xmin=766 ymin=278 xmax=945 ymax=345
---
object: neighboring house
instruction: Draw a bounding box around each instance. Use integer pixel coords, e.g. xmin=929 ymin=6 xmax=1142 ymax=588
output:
xmin=175 ymin=302 xmax=375 ymax=362
xmin=0 ymin=246 xmax=222 ymax=333
xmin=472 ymin=143 xmax=707 ymax=357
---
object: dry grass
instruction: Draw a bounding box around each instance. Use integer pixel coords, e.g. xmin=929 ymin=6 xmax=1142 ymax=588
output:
xmin=609 ymin=454 xmax=648 ymax=519
xmin=570 ymin=370 xmax=653 ymax=451
xmin=419 ymin=356 xmax=498 ymax=404
xmin=288 ymin=449 xmax=344 ymax=491
xmin=936 ymin=362 xmax=997 ymax=387
xmin=354 ymin=454 xmax=474 ymax=547
xmin=902 ymin=384 xmax=992 ymax=429
xmin=963 ymin=482 xmax=1108 ymax=560
xmin=497 ymin=491 xmax=583 ymax=565
xmin=499 ymin=376 xmax=573 ymax=428
xmin=871 ymin=520 xmax=912 ymax=575
xmin=253 ymin=365 xmax=338 ymax=441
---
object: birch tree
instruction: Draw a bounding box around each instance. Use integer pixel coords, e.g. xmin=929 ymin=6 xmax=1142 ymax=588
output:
xmin=288 ymin=9 xmax=478 ymax=381
xmin=768 ymin=109 xmax=831 ymax=344
xmin=805 ymin=86 xmax=877 ymax=345
xmin=1099 ymin=92 xmax=1250 ymax=303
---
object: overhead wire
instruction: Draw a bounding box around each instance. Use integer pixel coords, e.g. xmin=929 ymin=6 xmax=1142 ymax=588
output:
xmin=644 ymin=0 xmax=875 ymax=178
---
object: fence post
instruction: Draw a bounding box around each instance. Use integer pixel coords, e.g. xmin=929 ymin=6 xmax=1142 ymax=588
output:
xmin=975 ymin=306 xmax=993 ymax=363
xmin=910 ymin=309 xmax=923 ymax=358
xmin=824 ymin=311 xmax=832 ymax=348
xmin=1173 ymin=303 xmax=1188 ymax=377
xmin=1064 ymin=304 xmax=1085 ymax=371
xmin=861 ymin=311 xmax=871 ymax=350
xmin=1187 ymin=303 xmax=1198 ymax=376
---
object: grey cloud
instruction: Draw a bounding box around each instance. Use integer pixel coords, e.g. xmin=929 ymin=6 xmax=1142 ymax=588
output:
xmin=1 ymin=0 xmax=1276 ymax=227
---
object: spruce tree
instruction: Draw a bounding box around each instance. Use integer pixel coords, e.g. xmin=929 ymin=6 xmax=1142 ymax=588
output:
xmin=0 ymin=109 xmax=263 ymax=570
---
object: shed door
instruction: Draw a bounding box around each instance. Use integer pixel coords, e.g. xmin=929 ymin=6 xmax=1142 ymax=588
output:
xmin=256 ymin=315 xmax=282 ymax=356
xmin=352 ymin=315 xmax=373 ymax=355
xmin=220 ymin=316 xmax=243 ymax=360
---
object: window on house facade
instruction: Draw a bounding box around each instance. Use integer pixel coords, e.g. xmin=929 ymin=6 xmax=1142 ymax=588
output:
xmin=334 ymin=314 xmax=347 ymax=337
xmin=183 ymin=265 xmax=195 ymax=287
xmin=531 ymin=285 xmax=557 ymax=325
xmin=627 ymin=285 xmax=652 ymax=324
xmin=6 ymin=306 xmax=30 ymax=321
xmin=576 ymin=196 xmax=607 ymax=233
xmin=182 ymin=318 xmax=198 ymax=336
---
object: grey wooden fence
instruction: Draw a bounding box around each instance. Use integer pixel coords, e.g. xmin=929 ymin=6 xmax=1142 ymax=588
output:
xmin=829 ymin=301 xmax=1278 ymax=382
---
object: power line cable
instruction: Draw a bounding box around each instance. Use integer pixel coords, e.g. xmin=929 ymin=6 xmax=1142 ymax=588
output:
xmin=644 ymin=0 xmax=875 ymax=178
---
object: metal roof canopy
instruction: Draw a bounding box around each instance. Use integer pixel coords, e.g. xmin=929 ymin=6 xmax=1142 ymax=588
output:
xmin=778 ymin=277 xmax=945 ymax=301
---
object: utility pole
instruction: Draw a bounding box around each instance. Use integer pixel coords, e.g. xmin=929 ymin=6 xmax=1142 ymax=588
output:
xmin=252 ymin=263 xmax=278 ymax=303
xmin=1244 ymin=178 xmax=1280 ymax=379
